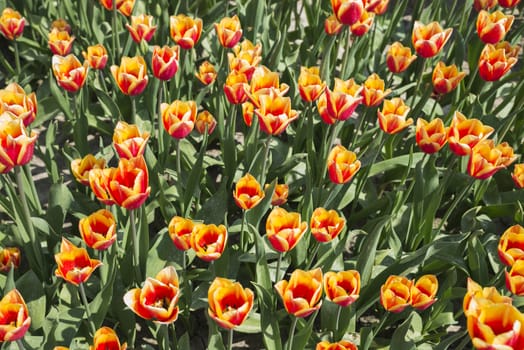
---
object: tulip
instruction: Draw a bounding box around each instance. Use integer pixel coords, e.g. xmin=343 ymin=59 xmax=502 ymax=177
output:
xmin=51 ymin=19 xmax=71 ymax=33
xmin=112 ymin=121 xmax=150 ymax=159
xmin=48 ymin=28 xmax=75 ymax=56
xmin=116 ymin=0 xmax=135 ymax=16
xmin=316 ymin=340 xmax=358 ymax=350
xmin=468 ymin=139 xmax=516 ymax=180
xmin=208 ymin=277 xmax=254 ymax=329
xmin=478 ymin=41 xmax=519 ymax=81
xmin=275 ymin=268 xmax=323 ymax=318
xmin=473 ymin=0 xmax=498 ymax=11
xmin=323 ymin=270 xmax=360 ymax=307
xmin=411 ymin=21 xmax=453 ymax=58
xmin=410 ymin=274 xmax=438 ymax=310
xmin=298 ymin=66 xmax=326 ymax=103
xmin=310 ymin=207 xmax=346 ymax=243
xmin=242 ymin=101 xmax=254 ymax=127
xmin=195 ymin=110 xmax=217 ymax=135
xmin=447 ymin=111 xmax=494 ymax=156
xmin=498 ymin=0 xmax=521 ymax=7
xmin=380 ymin=275 xmax=412 ymax=313
xmin=369 ymin=0 xmax=389 ymax=14
xmin=90 ymin=327 xmax=127 ymax=350
xmin=82 ymin=44 xmax=108 ymax=70
xmin=324 ymin=15 xmax=344 ymax=36
xmin=215 ymin=15 xmax=243 ymax=48
xmin=361 ymin=73 xmax=391 ymax=107
xmin=350 ymin=10 xmax=374 ymax=36
xmin=255 ymin=91 xmax=299 ymax=136
xmin=0 ymin=289 xmax=31 ymax=342
xmin=107 ymin=156 xmax=151 ymax=210
xmin=476 ymin=10 xmax=513 ymax=44
xmin=88 ymin=168 xmax=116 ymax=206
xmin=168 ymin=216 xmax=194 ymax=251
xmin=512 ymin=164 xmax=524 ymax=189
xmin=195 ymin=61 xmax=217 ymax=86
xmin=126 ymin=14 xmax=157 ymax=43
xmin=170 ymin=14 xmax=202 ymax=50
xmin=0 ymin=8 xmax=26 ymax=40
xmin=51 ymin=54 xmax=89 ymax=94
xmin=432 ymin=61 xmax=466 ymax=94
xmin=331 ymin=0 xmax=364 ymax=25
xmin=224 ymin=71 xmax=249 ymax=105
xmin=0 ymin=247 xmax=20 ymax=272
xmin=111 ymin=56 xmax=149 ymax=96
xmin=190 ymin=223 xmax=228 ymax=262
xmin=266 ymin=207 xmax=307 ymax=253
xmin=463 ymin=278 xmax=512 ymax=318
xmin=498 ymin=225 xmax=524 ymax=267
xmin=152 ymin=45 xmax=179 ymax=81
xmin=123 ymin=266 xmax=180 ymax=323
xmin=317 ymin=93 xmax=337 ymax=125
xmin=233 ymin=173 xmax=265 ymax=210
xmin=161 ymin=99 xmax=197 ymax=139
xmin=325 ymin=78 xmax=363 ymax=121
xmin=386 ymin=41 xmax=417 ymax=74
xmin=244 ymin=65 xmax=289 ymax=108
xmin=415 ymin=117 xmax=448 ymax=154
xmin=267 ymin=183 xmax=289 ymax=206
xmin=0 ymin=82 xmax=37 ymax=126
xmin=79 ymin=209 xmax=117 ymax=251
xmin=54 ymin=238 xmax=102 ymax=286
xmin=0 ymin=113 xmax=38 ymax=173
xmin=377 ymin=97 xmax=413 ymax=134
xmin=506 ymin=259 xmax=524 ymax=295
xmin=327 ymin=144 xmax=361 ymax=184
xmin=228 ymin=39 xmax=262 ymax=80
xmin=497 ymin=141 xmax=518 ymax=167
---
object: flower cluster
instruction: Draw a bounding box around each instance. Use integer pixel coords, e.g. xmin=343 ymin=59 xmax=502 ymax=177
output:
xmin=380 ymin=274 xmax=439 ymax=312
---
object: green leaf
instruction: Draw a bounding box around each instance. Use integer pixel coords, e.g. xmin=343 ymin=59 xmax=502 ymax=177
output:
xmin=390 ymin=312 xmax=418 ymax=350
xmin=251 ymin=282 xmax=282 ymax=350
xmin=16 ymin=270 xmax=46 ymax=330
xmin=356 ymin=217 xmax=389 ymax=286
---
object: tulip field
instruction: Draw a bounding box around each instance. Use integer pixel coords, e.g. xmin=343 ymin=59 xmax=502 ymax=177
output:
xmin=1 ymin=0 xmax=524 ymax=349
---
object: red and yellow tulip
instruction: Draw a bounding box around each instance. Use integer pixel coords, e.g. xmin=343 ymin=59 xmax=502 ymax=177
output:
xmin=51 ymin=54 xmax=89 ymax=93
xmin=90 ymin=327 xmax=127 ymax=350
xmin=298 ymin=66 xmax=326 ymax=103
xmin=0 ymin=247 xmax=20 ymax=272
xmin=380 ymin=275 xmax=412 ymax=313
xmin=152 ymin=45 xmax=179 ymax=81
xmin=447 ymin=111 xmax=494 ymax=156
xmin=191 ymin=223 xmax=228 ymax=262
xmin=233 ymin=173 xmax=265 ymax=210
xmin=111 ymin=56 xmax=149 ymax=96
xmin=361 ymin=73 xmax=391 ymax=107
xmin=0 ymin=8 xmax=26 ymax=40
xmin=79 ymin=209 xmax=117 ymax=251
xmin=82 ymin=44 xmax=108 ymax=70
xmin=478 ymin=41 xmax=519 ymax=81
xmin=195 ymin=61 xmax=217 ymax=86
xmin=0 ymin=82 xmax=37 ymax=126
xmin=48 ymin=28 xmax=75 ymax=56
xmin=512 ymin=164 xmax=524 ymax=189
xmin=170 ymin=14 xmax=202 ymax=50
xmin=432 ymin=61 xmax=466 ymax=95
xmin=208 ymin=277 xmax=254 ymax=329
xmin=411 ymin=274 xmax=438 ymax=310
xmin=386 ymin=42 xmax=417 ymax=74
xmin=168 ymin=216 xmax=194 ymax=251
xmin=107 ymin=156 xmax=151 ymax=210
xmin=125 ymin=14 xmax=157 ymax=43
xmin=215 ymin=15 xmax=243 ymax=48
xmin=377 ymin=97 xmax=413 ymax=134
xmin=0 ymin=289 xmax=31 ymax=342
xmin=161 ymin=99 xmax=197 ymax=139
xmin=415 ymin=117 xmax=448 ymax=154
xmin=476 ymin=10 xmax=513 ymax=44
xmin=275 ymin=268 xmax=323 ymax=318
xmin=310 ymin=207 xmax=346 ymax=243
xmin=327 ymin=145 xmax=361 ymax=184
xmin=323 ymin=270 xmax=360 ymax=307
xmin=0 ymin=113 xmax=38 ymax=173
xmin=266 ymin=207 xmax=307 ymax=253
xmin=54 ymin=238 xmax=102 ymax=286
xmin=112 ymin=121 xmax=150 ymax=159
xmin=411 ymin=21 xmax=453 ymax=58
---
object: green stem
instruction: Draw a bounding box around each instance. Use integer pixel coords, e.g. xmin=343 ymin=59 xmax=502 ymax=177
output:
xmin=437 ymin=178 xmax=475 ymax=232
xmin=171 ymin=323 xmax=178 ymax=348
xmin=227 ymin=328 xmax=233 ymax=350
xmin=158 ymin=323 xmax=169 ymax=350
xmin=129 ymin=209 xmax=142 ymax=283
xmin=287 ymin=316 xmax=298 ymax=350
xmin=318 ymin=123 xmax=338 ymax=187
xmin=176 ymin=138 xmax=182 ymax=181
xmin=16 ymin=339 xmax=26 ymax=350
xmin=410 ymin=58 xmax=427 ymax=108
xmin=333 ymin=305 xmax=342 ymax=341
xmin=131 ymin=96 xmax=136 ymax=124
xmin=260 ymin=136 xmax=272 ymax=183
xmin=428 ymin=98 xmax=439 ymax=119
xmin=157 ymin=82 xmax=165 ymax=154
xmin=112 ymin=1 xmax=120 ymax=64
xmin=13 ymin=39 xmax=21 ymax=76
xmin=79 ymin=282 xmax=97 ymax=335
xmin=240 ymin=209 xmax=247 ymax=252
xmin=305 ymin=241 xmax=320 ymax=270
xmin=98 ymin=70 xmax=109 ymax=94
xmin=275 ymin=252 xmax=283 ymax=283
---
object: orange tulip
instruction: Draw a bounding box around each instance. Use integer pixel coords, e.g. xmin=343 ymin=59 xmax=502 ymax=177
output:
xmin=112 ymin=121 xmax=150 ymax=159
xmin=228 ymin=39 xmax=262 ymax=80
xmin=71 ymin=154 xmax=106 ymax=186
xmin=54 ymin=237 xmax=102 ymax=286
xmin=350 ymin=10 xmax=374 ymax=36
xmin=168 ymin=216 xmax=194 ymax=251
xmin=317 ymin=93 xmax=336 ymax=125
xmin=111 ymin=56 xmax=149 ymax=96
xmin=255 ymin=91 xmax=299 ymax=136
xmin=499 ymin=0 xmax=521 ymax=7
xmin=51 ymin=54 xmax=89 ymax=93
xmin=323 ymin=270 xmax=360 ymax=307
xmin=411 ymin=21 xmax=453 ymax=58
xmin=169 ymin=14 xmax=202 ymax=50
xmin=208 ymin=277 xmax=254 ymax=329
xmin=410 ymin=275 xmax=438 ymax=310
xmin=195 ymin=61 xmax=217 ymax=85
xmin=331 ymin=0 xmax=364 ymax=25
xmin=88 ymin=168 xmax=115 ymax=206
xmin=90 ymin=327 xmax=127 ymax=350
xmin=0 ymin=8 xmax=26 ymax=40
xmin=0 ymin=289 xmax=31 ymax=342
xmin=463 ymin=278 xmax=512 ymax=318
xmin=244 ymin=65 xmax=289 ymax=108
xmin=415 ymin=117 xmax=448 ymax=154
xmin=506 ymin=259 xmax=524 ymax=295
xmin=0 ymin=247 xmax=20 ymax=272
xmin=107 ymin=156 xmax=151 ymax=210
xmin=0 ymin=82 xmax=37 ymax=126
xmin=215 ymin=15 xmax=243 ymax=48
xmin=79 ymin=209 xmax=117 ymax=251
xmin=380 ymin=275 xmax=412 ymax=313
xmin=224 ymin=71 xmax=249 ymax=105
xmin=479 ymin=41 xmax=519 ymax=81
xmin=432 ymin=61 xmax=466 ymax=94
xmin=477 ymin=10 xmax=513 ymax=44
xmin=377 ymin=97 xmax=413 ymax=134
xmin=242 ymin=101 xmax=254 ymax=127
xmin=266 ymin=207 xmax=307 ymax=253
xmin=161 ymin=99 xmax=197 ymax=139
xmin=126 ymin=14 xmax=157 ymax=43
xmin=447 ymin=111 xmax=493 ymax=156
xmin=468 ymin=140 xmax=516 ymax=180
xmin=316 ymin=340 xmax=358 ymax=350
xmin=324 ymin=15 xmax=344 ymax=36
xmin=0 ymin=113 xmax=38 ymax=173
xmin=82 ymin=44 xmax=108 ymax=70
xmin=190 ymin=223 xmax=228 ymax=262
xmin=497 ymin=141 xmax=518 ymax=167
xmin=327 ymin=144 xmax=361 ymax=184
xmin=267 ymin=183 xmax=289 ymax=206
xmin=499 ymin=225 xmax=524 ymax=267
xmin=369 ymin=0 xmax=389 ymax=14
xmin=51 ymin=19 xmax=71 ymax=33
xmin=195 ymin=110 xmax=217 ymax=135
xmin=386 ymin=41 xmax=417 ymax=74
xmin=473 ymin=0 xmax=498 ymax=11
xmin=117 ymin=0 xmax=135 ymax=16
xmin=361 ymin=73 xmax=391 ymax=107
xmin=123 ymin=266 xmax=180 ymax=323
xmin=48 ymin=28 xmax=75 ymax=56
xmin=298 ymin=66 xmax=326 ymax=103
xmin=275 ymin=268 xmax=323 ymax=318
xmin=54 ymin=347 xmax=69 ymax=350
xmin=325 ymin=78 xmax=363 ymax=121
xmin=233 ymin=173 xmax=265 ymax=210
xmin=152 ymin=45 xmax=179 ymax=81
xmin=310 ymin=207 xmax=346 ymax=243
xmin=512 ymin=164 xmax=524 ymax=189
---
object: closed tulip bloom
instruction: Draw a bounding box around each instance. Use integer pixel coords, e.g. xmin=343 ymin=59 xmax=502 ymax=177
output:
xmin=317 ymin=93 xmax=337 ymax=125
xmin=479 ymin=41 xmax=519 ymax=81
xmin=190 ymin=223 xmax=228 ymax=262
xmin=0 ymin=82 xmax=37 ymax=126
xmin=463 ymin=277 xmax=512 ymax=318
xmin=51 ymin=54 xmax=89 ymax=93
xmin=82 ymin=44 xmax=108 ymax=70
xmin=377 ymin=97 xmax=413 ymax=134
xmin=0 ymin=113 xmax=37 ymax=173
xmin=244 ymin=65 xmax=289 ymax=108
xmin=361 ymin=73 xmax=391 ymax=107
xmin=116 ymin=0 xmax=135 ymax=16
xmin=331 ymin=0 xmax=364 ymax=25
xmin=477 ymin=10 xmax=513 ymax=44
xmin=323 ymin=270 xmax=360 ymax=307
xmin=48 ymin=28 xmax=75 ymax=56
xmin=215 ymin=15 xmax=243 ymax=48
xmin=412 ymin=21 xmax=453 ymax=58
xmin=107 ymin=156 xmax=151 ymax=210
xmin=325 ymin=78 xmax=363 ymax=121
xmin=499 ymin=0 xmax=521 ymax=7
xmin=266 ymin=207 xmax=307 ymax=253
xmin=386 ymin=42 xmax=417 ymax=74
xmin=350 ymin=10 xmax=374 ymax=36
xmin=169 ymin=14 xmax=202 ymax=50
xmin=416 ymin=117 xmax=448 ymax=154
xmin=468 ymin=140 xmax=515 ymax=180
xmin=506 ymin=259 xmax=524 ymax=296
xmin=432 ymin=61 xmax=466 ymax=94
xmin=126 ymin=14 xmax=157 ymax=43
xmin=90 ymin=327 xmax=127 ymax=350
xmin=89 ymin=168 xmax=115 ymax=206
xmin=242 ymin=101 xmax=254 ymax=127
xmin=512 ymin=164 xmax=524 ymax=189
xmin=195 ymin=110 xmax=217 ymax=135
xmin=0 ymin=247 xmax=20 ymax=272
xmin=123 ymin=266 xmax=180 ymax=323
xmin=152 ymin=45 xmax=179 ymax=81
xmin=316 ymin=340 xmax=358 ymax=350
xmin=310 ymin=207 xmax=346 ymax=243
xmin=79 ymin=209 xmax=117 ymax=251
xmin=411 ymin=275 xmax=438 ymax=310
xmin=324 ymin=15 xmax=344 ymax=36
xmin=447 ymin=111 xmax=493 ymax=156
xmin=233 ymin=173 xmax=265 ymax=210
xmin=370 ymin=0 xmax=389 ymax=14
xmin=111 ymin=56 xmax=149 ymax=96
xmin=255 ymin=91 xmax=299 ymax=136
xmin=298 ymin=66 xmax=326 ymax=103
xmin=380 ymin=275 xmax=412 ymax=313
xmin=54 ymin=238 xmax=102 ymax=286
xmin=208 ymin=277 xmax=254 ymax=329
xmin=0 ymin=8 xmax=26 ymax=40
xmin=161 ymin=99 xmax=197 ymax=139
xmin=113 ymin=121 xmax=150 ymax=159
xmin=224 ymin=71 xmax=249 ymax=105
xmin=499 ymin=225 xmax=524 ymax=267
xmin=474 ymin=0 xmax=498 ymax=11
xmin=268 ymin=183 xmax=289 ymax=206
xmin=0 ymin=289 xmax=31 ymax=342
xmin=327 ymin=145 xmax=361 ymax=184
xmin=275 ymin=268 xmax=323 ymax=318
xmin=71 ymin=154 xmax=106 ymax=186
xmin=168 ymin=216 xmax=194 ymax=251
xmin=228 ymin=39 xmax=262 ymax=80
xmin=195 ymin=61 xmax=217 ymax=85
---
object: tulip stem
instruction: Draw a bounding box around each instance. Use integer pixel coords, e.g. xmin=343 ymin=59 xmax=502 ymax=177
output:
xmin=157 ymin=83 xmax=165 ymax=156
xmin=227 ymin=328 xmax=233 ymax=350
xmin=333 ymin=305 xmax=342 ymax=341
xmin=437 ymin=178 xmax=475 ymax=233
xmin=240 ymin=209 xmax=247 ymax=252
xmin=318 ymin=123 xmax=338 ymax=188
xmin=15 ymin=339 xmax=26 ymax=350
xmin=305 ymin=241 xmax=320 ymax=270
xmin=260 ymin=136 xmax=272 ymax=184
xmin=287 ymin=316 xmax=298 ymax=350
xmin=176 ymin=138 xmax=182 ymax=182
xmin=98 ymin=70 xmax=109 ymax=94
xmin=129 ymin=209 xmax=142 ymax=283
xmin=275 ymin=252 xmax=283 ymax=283
xmin=131 ymin=96 xmax=136 ymax=124
xmin=112 ymin=1 xmax=119 ymax=63
xmin=13 ymin=39 xmax=21 ymax=76
xmin=79 ymin=282 xmax=97 ymax=335
xmin=410 ymin=58 xmax=427 ymax=108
